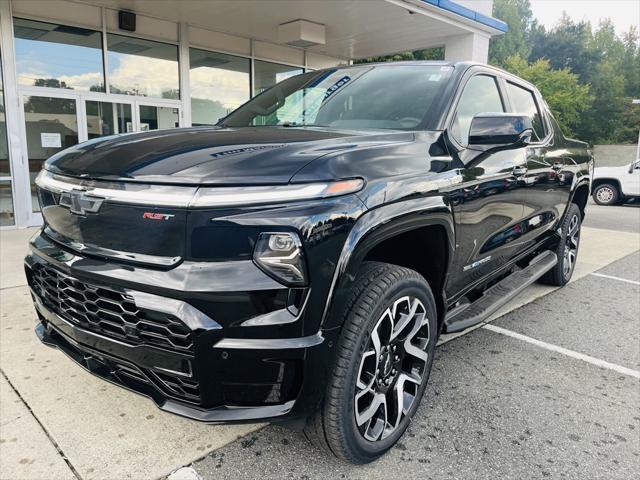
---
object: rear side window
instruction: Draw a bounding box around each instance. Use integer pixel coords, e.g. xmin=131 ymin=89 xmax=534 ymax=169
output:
xmin=451 ymin=75 xmax=504 ymax=146
xmin=506 ymin=82 xmax=546 ymax=141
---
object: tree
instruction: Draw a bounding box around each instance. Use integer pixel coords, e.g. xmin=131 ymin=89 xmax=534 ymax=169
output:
xmin=529 ymin=14 xmax=600 ymax=83
xmin=489 ymin=0 xmax=536 ymax=67
xmin=579 ymin=59 xmax=627 ymax=143
xmin=503 ymin=56 xmax=593 ymax=136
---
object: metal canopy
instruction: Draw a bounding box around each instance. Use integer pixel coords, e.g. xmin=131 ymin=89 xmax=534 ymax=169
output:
xmin=79 ymin=0 xmax=506 ymax=59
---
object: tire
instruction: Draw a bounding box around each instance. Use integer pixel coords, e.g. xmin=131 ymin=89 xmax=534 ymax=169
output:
xmin=304 ymin=262 xmax=438 ymax=463
xmin=540 ymin=203 xmax=582 ymax=286
xmin=592 ymin=183 xmax=619 ymax=205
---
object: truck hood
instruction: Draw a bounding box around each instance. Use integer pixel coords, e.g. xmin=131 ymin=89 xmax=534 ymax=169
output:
xmin=45 ymin=126 xmax=413 ymax=185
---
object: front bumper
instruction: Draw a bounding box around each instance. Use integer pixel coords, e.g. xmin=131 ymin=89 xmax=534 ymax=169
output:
xmin=25 ymin=231 xmax=329 ymax=423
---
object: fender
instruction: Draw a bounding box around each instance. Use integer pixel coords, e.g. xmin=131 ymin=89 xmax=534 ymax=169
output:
xmin=320 ymin=194 xmax=455 ymax=331
xmin=559 ymin=166 xmax=592 ymax=222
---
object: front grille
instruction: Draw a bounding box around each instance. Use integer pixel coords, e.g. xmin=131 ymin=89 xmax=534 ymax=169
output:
xmin=43 ymin=325 xmax=201 ymax=404
xmin=30 ymin=265 xmax=194 ymax=354
xmin=151 ymin=371 xmax=201 ymax=402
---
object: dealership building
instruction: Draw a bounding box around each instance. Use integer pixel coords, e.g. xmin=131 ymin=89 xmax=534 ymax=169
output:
xmin=0 ymin=0 xmax=505 ymax=228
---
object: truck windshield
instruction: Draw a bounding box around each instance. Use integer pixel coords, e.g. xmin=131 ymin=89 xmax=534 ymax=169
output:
xmin=219 ymin=65 xmax=453 ymax=130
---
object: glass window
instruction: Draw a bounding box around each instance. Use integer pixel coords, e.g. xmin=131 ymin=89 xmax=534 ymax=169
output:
xmin=223 ymin=66 xmax=453 ymax=130
xmin=189 ymin=49 xmax=250 ymax=126
xmin=254 ymin=60 xmax=303 ymax=95
xmin=139 ymin=105 xmax=179 ymax=130
xmin=451 ymin=75 xmax=504 ymax=145
xmin=23 ymin=96 xmax=78 ymax=211
xmin=1 ymin=53 xmax=10 ymax=177
xmin=506 ymin=82 xmax=545 ymax=141
xmin=107 ymin=34 xmax=179 ymax=99
xmin=0 ymin=180 xmax=14 ymax=226
xmin=86 ymin=101 xmax=132 ymax=138
xmin=13 ymin=18 xmax=104 ymax=91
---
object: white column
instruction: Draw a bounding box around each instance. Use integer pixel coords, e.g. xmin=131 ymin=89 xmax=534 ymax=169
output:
xmin=178 ymin=22 xmax=192 ymax=127
xmin=444 ymin=32 xmax=490 ymax=63
xmin=0 ymin=0 xmax=30 ymax=228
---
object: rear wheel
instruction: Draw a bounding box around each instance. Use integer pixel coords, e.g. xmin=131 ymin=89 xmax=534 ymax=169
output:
xmin=540 ymin=203 xmax=582 ymax=286
xmin=592 ymin=183 xmax=619 ymax=205
xmin=304 ymin=262 xmax=438 ymax=463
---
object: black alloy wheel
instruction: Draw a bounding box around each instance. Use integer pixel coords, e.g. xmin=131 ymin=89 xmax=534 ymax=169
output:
xmin=304 ymin=262 xmax=438 ymax=463
xmin=540 ymin=203 xmax=582 ymax=286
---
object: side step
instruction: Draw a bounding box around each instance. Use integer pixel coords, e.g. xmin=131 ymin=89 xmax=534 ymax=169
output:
xmin=443 ymin=250 xmax=558 ymax=334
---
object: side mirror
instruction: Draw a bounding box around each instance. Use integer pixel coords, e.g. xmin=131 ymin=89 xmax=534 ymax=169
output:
xmin=468 ymin=113 xmax=533 ymax=148
xmin=629 ymin=161 xmax=640 ymax=174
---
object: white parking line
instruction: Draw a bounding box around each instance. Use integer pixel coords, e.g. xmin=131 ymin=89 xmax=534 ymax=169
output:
xmin=589 ymin=272 xmax=640 ymax=286
xmin=483 ymin=324 xmax=640 ymax=379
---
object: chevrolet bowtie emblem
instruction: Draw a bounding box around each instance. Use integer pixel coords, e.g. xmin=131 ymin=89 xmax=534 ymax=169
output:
xmin=59 ymin=189 xmax=104 ymax=216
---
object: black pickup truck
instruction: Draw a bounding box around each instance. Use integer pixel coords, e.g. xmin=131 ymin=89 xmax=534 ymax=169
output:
xmin=25 ymin=61 xmax=592 ymax=463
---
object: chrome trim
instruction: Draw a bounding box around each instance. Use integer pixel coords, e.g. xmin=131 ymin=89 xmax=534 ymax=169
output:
xmin=44 ymin=227 xmax=182 ymax=268
xmin=36 ymin=170 xmax=364 ymax=209
xmin=36 ymin=170 xmax=197 ymax=207
xmin=130 ymin=291 xmax=221 ymax=331
xmin=214 ymin=332 xmax=324 ymax=350
xmin=240 ymin=289 xmax=310 ymax=327
xmin=191 ymin=179 xmax=363 ymax=207
xmin=30 ymin=267 xmax=220 ymax=334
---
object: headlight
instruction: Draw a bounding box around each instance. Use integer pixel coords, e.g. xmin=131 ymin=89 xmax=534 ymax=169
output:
xmin=190 ymin=179 xmax=364 ymax=207
xmin=253 ymin=232 xmax=307 ymax=286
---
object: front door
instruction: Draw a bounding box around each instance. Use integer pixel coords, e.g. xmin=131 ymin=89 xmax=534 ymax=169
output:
xmin=621 ymin=160 xmax=640 ymax=196
xmin=444 ymin=73 xmax=528 ymax=299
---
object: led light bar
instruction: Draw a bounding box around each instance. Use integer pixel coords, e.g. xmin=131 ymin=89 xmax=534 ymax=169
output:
xmin=189 ymin=179 xmax=364 ymax=207
xmin=36 ymin=169 xmax=364 ymax=208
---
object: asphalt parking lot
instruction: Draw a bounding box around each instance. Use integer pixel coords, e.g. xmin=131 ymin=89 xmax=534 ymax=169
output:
xmin=1 ymin=202 xmax=639 ymax=480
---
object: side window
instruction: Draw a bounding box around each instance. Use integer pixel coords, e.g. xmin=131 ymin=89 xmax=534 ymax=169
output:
xmin=451 ymin=75 xmax=504 ymax=146
xmin=506 ymin=82 xmax=546 ymax=141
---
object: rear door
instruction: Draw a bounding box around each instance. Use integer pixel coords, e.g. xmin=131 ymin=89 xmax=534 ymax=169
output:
xmin=504 ymin=80 xmax=572 ymax=250
xmin=444 ymin=71 xmax=528 ymax=298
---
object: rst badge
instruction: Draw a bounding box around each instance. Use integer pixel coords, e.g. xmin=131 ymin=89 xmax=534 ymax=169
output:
xmin=59 ymin=190 xmax=104 ymax=216
xmin=142 ymin=212 xmax=175 ymax=221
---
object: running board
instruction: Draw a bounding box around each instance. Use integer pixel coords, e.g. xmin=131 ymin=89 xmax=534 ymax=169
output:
xmin=443 ymin=250 xmax=558 ymax=334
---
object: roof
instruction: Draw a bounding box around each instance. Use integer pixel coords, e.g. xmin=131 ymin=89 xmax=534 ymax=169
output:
xmin=421 ymin=0 xmax=508 ymax=32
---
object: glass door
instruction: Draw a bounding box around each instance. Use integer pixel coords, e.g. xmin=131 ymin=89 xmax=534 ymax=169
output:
xmin=18 ymin=92 xmax=181 ymax=225
xmin=136 ymin=101 xmax=181 ymax=131
xmin=84 ymin=99 xmax=133 ymax=138
xmin=19 ymin=93 xmax=79 ymax=218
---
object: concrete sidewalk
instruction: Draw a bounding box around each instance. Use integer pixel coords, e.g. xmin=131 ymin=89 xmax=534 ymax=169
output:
xmin=0 ymin=228 xmax=262 ymax=480
xmin=1 ymin=215 xmax=639 ymax=479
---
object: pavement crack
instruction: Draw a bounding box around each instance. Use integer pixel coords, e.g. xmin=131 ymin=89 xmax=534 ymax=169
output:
xmin=0 ymin=283 xmax=29 ymax=291
xmin=0 ymin=368 xmax=84 ymax=480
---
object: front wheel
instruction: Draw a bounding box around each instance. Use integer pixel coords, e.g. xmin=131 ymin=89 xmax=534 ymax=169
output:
xmin=592 ymin=183 xmax=619 ymax=205
xmin=304 ymin=262 xmax=438 ymax=463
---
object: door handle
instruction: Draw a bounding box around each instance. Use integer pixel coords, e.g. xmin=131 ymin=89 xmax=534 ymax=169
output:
xmin=512 ymin=165 xmax=528 ymax=177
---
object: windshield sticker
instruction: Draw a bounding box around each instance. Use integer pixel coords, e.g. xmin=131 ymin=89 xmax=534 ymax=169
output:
xmin=322 ymin=76 xmax=351 ymax=101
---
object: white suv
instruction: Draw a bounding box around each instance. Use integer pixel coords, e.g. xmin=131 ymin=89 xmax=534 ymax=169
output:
xmin=592 ymin=159 xmax=640 ymax=205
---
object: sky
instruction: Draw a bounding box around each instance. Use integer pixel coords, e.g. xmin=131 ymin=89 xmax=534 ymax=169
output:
xmin=529 ymin=0 xmax=640 ymax=36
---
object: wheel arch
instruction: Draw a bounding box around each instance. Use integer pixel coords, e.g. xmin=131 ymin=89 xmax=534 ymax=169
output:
xmin=570 ymin=181 xmax=590 ymax=218
xmin=592 ymin=177 xmax=622 ymax=193
xmin=320 ymin=197 xmax=455 ymax=333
